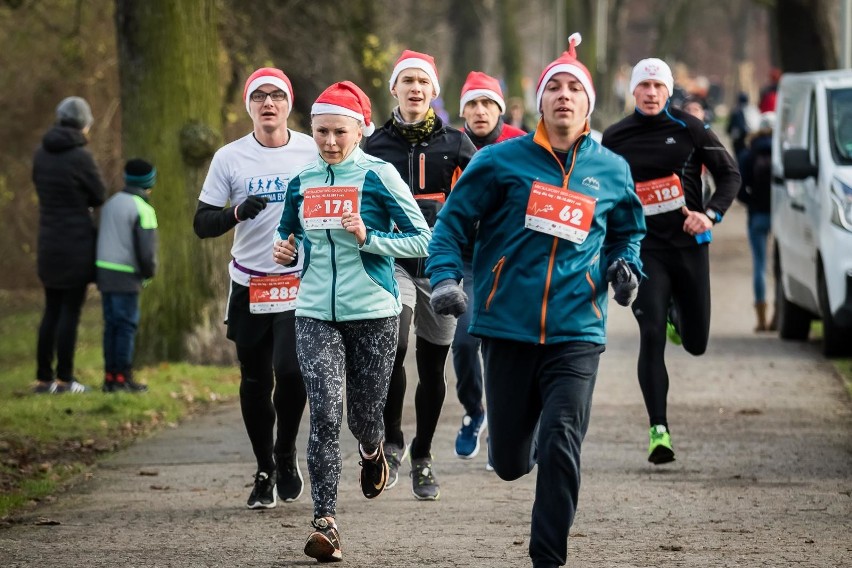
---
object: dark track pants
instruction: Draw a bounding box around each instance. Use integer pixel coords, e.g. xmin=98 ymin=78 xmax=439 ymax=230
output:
xmin=482 ymin=338 xmax=603 ymax=568
xmin=631 ymin=245 xmax=711 ymax=428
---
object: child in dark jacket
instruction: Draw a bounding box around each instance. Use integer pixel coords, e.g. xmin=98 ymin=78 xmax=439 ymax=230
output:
xmin=95 ymin=159 xmax=159 ymax=392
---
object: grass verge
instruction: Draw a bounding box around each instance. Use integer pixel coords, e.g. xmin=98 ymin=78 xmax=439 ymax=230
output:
xmin=0 ymin=290 xmax=239 ymax=520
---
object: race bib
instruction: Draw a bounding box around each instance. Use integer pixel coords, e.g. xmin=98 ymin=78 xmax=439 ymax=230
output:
xmin=524 ymin=181 xmax=596 ymax=244
xmin=303 ymin=186 xmax=359 ymax=230
xmin=635 ymin=174 xmax=685 ymax=215
xmin=249 ymin=274 xmax=300 ymax=314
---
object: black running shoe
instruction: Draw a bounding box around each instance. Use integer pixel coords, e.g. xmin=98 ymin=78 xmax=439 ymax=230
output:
xmin=246 ymin=470 xmax=277 ymax=509
xmin=359 ymin=443 xmax=389 ymax=499
xmin=276 ymin=452 xmax=304 ymax=502
xmin=113 ymin=372 xmax=148 ymax=392
xmin=304 ymin=517 xmax=342 ymax=562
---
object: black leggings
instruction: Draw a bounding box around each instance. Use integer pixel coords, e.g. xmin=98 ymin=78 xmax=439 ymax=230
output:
xmin=631 ymin=246 xmax=710 ymax=428
xmin=37 ymin=285 xmax=88 ymax=382
xmin=383 ymin=306 xmax=450 ymax=459
xmin=228 ymin=282 xmax=306 ymax=473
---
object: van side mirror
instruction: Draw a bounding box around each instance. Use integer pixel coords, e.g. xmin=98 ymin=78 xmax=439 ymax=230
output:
xmin=783 ymin=148 xmax=819 ymax=179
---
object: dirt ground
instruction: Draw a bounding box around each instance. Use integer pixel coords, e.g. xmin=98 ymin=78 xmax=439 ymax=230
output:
xmin=1 ymin=203 xmax=850 ymax=567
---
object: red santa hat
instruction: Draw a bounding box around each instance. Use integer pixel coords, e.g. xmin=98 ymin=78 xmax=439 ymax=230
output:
xmin=243 ymin=67 xmax=294 ymax=116
xmin=459 ymin=71 xmax=506 ymax=117
xmin=388 ymin=49 xmax=441 ymax=96
xmin=535 ymin=33 xmax=595 ymax=117
xmin=312 ymin=81 xmax=375 ymax=136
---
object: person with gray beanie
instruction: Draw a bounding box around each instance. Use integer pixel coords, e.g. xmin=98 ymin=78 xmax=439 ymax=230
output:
xmin=32 ymin=95 xmax=106 ymax=393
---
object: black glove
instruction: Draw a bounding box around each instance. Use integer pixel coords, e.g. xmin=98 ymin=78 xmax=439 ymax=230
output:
xmin=235 ymin=196 xmax=267 ymax=221
xmin=430 ymin=279 xmax=468 ymax=317
xmin=606 ymin=258 xmax=639 ymax=307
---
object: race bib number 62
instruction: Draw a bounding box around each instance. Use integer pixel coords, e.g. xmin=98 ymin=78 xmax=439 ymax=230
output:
xmin=524 ymin=181 xmax=596 ymax=244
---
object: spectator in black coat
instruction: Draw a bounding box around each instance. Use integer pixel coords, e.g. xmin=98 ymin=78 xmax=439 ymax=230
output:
xmin=32 ymin=96 xmax=107 ymax=393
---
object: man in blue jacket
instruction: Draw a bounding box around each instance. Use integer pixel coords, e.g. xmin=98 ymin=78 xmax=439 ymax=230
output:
xmin=426 ymin=34 xmax=646 ymax=568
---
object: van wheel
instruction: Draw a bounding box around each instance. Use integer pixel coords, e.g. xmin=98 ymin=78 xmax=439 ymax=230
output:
xmin=776 ymin=275 xmax=812 ymax=341
xmin=817 ymin=264 xmax=852 ymax=357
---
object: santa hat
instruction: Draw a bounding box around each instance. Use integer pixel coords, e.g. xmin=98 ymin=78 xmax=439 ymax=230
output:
xmin=311 ymin=81 xmax=375 ymax=136
xmin=459 ymin=71 xmax=506 ymax=117
xmin=388 ymin=50 xmax=440 ymax=96
xmin=535 ymin=33 xmax=595 ymax=117
xmin=629 ymin=58 xmax=674 ymax=97
xmin=243 ymin=67 xmax=294 ymax=116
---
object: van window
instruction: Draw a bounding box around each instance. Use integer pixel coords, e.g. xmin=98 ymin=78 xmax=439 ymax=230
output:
xmin=828 ymin=87 xmax=852 ymax=165
xmin=779 ymin=86 xmax=811 ymax=150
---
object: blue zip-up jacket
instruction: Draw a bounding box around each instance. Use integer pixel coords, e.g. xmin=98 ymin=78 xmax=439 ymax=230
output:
xmin=426 ymin=121 xmax=646 ymax=345
xmin=276 ymin=147 xmax=431 ymax=322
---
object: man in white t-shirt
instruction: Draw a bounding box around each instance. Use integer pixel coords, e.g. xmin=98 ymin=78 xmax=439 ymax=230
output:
xmin=193 ymin=67 xmax=315 ymax=510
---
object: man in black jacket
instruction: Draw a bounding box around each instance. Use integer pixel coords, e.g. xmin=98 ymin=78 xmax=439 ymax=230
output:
xmin=33 ymin=96 xmax=107 ymax=394
xmin=363 ymin=50 xmax=476 ymax=500
xmin=602 ymin=58 xmax=740 ymax=465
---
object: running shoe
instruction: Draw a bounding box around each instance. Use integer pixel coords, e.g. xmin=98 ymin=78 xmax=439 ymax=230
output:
xmin=276 ymin=452 xmax=304 ymax=502
xmin=50 ymin=379 xmax=89 ymax=394
xmin=410 ymin=456 xmax=440 ymax=501
xmin=32 ymin=381 xmax=54 ymax=394
xmin=112 ymin=371 xmax=149 ymax=392
xmin=666 ymin=303 xmax=682 ymax=346
xmin=246 ymin=470 xmax=277 ymax=509
xmin=648 ymin=425 xmax=676 ymax=465
xmin=384 ymin=442 xmax=407 ymax=489
xmin=454 ymin=411 xmax=487 ymax=459
xmin=304 ymin=517 xmax=342 ymax=562
xmin=358 ymin=443 xmax=388 ymax=499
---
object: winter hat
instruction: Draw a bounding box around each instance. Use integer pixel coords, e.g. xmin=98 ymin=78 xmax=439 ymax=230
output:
xmin=629 ymin=58 xmax=674 ymax=97
xmin=312 ymin=81 xmax=375 ymax=136
xmin=243 ymin=67 xmax=294 ymax=116
xmin=124 ymin=159 xmax=157 ymax=189
xmin=55 ymin=96 xmax=94 ymax=130
xmin=758 ymin=111 xmax=776 ymax=131
xmin=535 ymin=33 xmax=595 ymax=116
xmin=389 ymin=50 xmax=440 ymax=96
xmin=459 ymin=71 xmax=506 ymax=117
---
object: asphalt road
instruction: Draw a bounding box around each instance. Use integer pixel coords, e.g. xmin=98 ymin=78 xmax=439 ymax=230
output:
xmin=2 ymin=202 xmax=850 ymax=567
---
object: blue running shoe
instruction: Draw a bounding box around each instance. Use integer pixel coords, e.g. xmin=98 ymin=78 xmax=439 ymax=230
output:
xmin=455 ymin=412 xmax=486 ymax=459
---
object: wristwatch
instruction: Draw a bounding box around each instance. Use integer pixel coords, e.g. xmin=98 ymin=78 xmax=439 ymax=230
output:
xmin=705 ymin=208 xmax=721 ymax=224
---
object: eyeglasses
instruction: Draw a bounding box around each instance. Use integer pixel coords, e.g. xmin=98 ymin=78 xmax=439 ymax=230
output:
xmin=250 ymin=90 xmax=288 ymax=103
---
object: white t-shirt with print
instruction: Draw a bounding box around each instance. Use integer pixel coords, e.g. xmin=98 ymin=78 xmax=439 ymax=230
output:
xmin=199 ymin=131 xmax=315 ymax=286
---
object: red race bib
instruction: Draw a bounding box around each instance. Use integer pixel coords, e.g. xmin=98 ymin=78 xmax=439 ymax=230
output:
xmin=524 ymin=181 xmax=596 ymax=244
xmin=302 ymin=186 xmax=359 ymax=230
xmin=634 ymin=174 xmax=685 ymax=215
xmin=249 ymin=274 xmax=300 ymax=314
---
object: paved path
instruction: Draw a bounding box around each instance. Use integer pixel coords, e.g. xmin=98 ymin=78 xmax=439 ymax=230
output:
xmin=2 ymin=203 xmax=850 ymax=567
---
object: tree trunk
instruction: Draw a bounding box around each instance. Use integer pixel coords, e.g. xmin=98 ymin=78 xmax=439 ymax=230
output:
xmin=445 ymin=0 xmax=486 ymax=118
xmin=115 ymin=0 xmax=226 ymax=363
xmin=498 ymin=0 xmax=524 ymax=100
xmin=776 ymin=0 xmax=838 ymax=72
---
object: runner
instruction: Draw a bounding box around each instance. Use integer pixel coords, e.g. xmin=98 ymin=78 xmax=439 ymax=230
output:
xmin=272 ymin=81 xmax=430 ymax=562
xmin=193 ymin=67 xmax=313 ymax=508
xmin=452 ymin=71 xmax=525 ymax=462
xmin=601 ymin=58 xmax=741 ymax=464
xmin=363 ymin=49 xmax=476 ymax=500
xmin=426 ymin=34 xmax=646 ymax=568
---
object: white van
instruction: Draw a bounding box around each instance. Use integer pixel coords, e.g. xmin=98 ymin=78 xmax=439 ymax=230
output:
xmin=771 ymin=70 xmax=852 ymax=357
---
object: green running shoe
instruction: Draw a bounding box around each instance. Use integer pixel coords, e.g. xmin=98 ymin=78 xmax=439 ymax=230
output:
xmin=666 ymin=320 xmax=682 ymax=346
xmin=648 ymin=425 xmax=675 ymax=464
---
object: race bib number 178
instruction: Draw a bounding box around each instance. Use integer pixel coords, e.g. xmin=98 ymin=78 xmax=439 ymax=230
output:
xmin=303 ymin=186 xmax=359 ymax=230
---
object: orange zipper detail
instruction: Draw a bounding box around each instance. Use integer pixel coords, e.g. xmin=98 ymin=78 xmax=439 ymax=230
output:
xmin=485 ymin=256 xmax=506 ymax=310
xmin=586 ymin=271 xmax=602 ymax=319
xmin=540 ymin=238 xmax=558 ymax=343
xmin=419 ymin=153 xmax=426 ymax=189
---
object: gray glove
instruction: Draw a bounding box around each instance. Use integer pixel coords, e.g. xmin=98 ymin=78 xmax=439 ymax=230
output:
xmin=606 ymin=258 xmax=639 ymax=307
xmin=430 ymin=279 xmax=468 ymax=317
